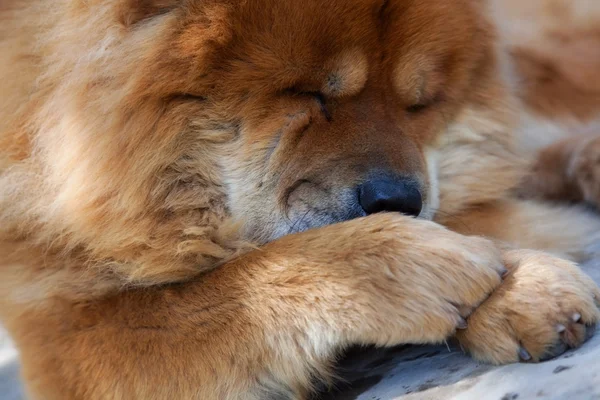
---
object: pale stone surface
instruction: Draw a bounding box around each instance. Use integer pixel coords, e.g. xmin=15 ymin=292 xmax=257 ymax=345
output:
xmin=0 ymin=328 xmax=21 ymax=400
xmin=2 ymin=258 xmax=599 ymax=400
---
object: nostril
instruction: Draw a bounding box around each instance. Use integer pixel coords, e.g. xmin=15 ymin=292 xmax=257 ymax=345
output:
xmin=358 ymin=177 xmax=423 ymax=217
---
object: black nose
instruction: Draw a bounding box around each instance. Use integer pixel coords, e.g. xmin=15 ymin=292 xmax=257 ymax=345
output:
xmin=358 ymin=177 xmax=423 ymax=217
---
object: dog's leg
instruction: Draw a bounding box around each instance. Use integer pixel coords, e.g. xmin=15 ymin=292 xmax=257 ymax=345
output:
xmin=518 ymin=134 xmax=600 ymax=206
xmin=439 ymin=198 xmax=600 ymax=261
xmin=4 ymin=213 xmax=506 ymax=400
xmin=439 ymin=200 xmax=600 ymax=363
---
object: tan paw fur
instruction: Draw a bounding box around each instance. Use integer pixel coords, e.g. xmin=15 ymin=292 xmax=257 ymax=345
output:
xmin=457 ymin=250 xmax=600 ymax=364
xmin=256 ymin=213 xmax=507 ymax=346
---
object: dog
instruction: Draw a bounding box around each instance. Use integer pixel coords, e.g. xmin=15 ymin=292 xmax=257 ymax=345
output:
xmin=1 ymin=0 xmax=600 ymax=398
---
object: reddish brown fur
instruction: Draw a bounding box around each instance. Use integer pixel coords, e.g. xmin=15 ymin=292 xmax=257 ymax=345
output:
xmin=1 ymin=0 xmax=600 ymax=399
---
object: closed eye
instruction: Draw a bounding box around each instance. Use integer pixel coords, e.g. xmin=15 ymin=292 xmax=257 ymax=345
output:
xmin=405 ymin=93 xmax=444 ymax=114
xmin=405 ymin=103 xmax=429 ymax=113
xmin=168 ymin=92 xmax=207 ymax=103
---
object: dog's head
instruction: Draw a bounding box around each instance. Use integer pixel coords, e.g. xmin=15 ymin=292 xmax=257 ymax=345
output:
xmin=3 ymin=0 xmax=509 ymax=283
xmin=136 ymin=0 xmax=499 ymax=243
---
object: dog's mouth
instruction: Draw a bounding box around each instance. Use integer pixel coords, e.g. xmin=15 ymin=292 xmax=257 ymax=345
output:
xmin=280 ymin=172 xmax=431 ymax=237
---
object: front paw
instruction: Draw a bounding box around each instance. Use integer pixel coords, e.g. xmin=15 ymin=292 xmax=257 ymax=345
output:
xmin=457 ymin=250 xmax=600 ymax=364
xmin=350 ymin=216 xmax=509 ymax=345
xmin=269 ymin=214 xmax=507 ymax=346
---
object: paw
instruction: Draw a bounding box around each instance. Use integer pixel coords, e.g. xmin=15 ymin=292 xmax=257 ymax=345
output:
xmin=267 ymin=214 xmax=507 ymax=347
xmin=457 ymin=250 xmax=600 ymax=364
xmin=570 ymin=135 xmax=600 ymax=206
xmin=339 ymin=215 xmax=507 ymax=344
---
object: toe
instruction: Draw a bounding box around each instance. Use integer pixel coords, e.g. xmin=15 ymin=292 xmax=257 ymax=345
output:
xmin=563 ymin=318 xmax=592 ymax=348
xmin=540 ymin=341 xmax=569 ymax=361
xmin=585 ymin=323 xmax=597 ymax=341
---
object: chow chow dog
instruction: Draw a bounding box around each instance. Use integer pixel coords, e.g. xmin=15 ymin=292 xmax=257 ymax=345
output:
xmin=1 ymin=0 xmax=600 ymax=398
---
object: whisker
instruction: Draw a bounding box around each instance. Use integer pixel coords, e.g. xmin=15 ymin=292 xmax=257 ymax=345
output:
xmin=289 ymin=209 xmax=312 ymax=234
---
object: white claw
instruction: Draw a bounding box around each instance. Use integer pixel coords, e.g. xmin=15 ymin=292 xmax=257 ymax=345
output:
xmin=572 ymin=313 xmax=582 ymax=323
xmin=557 ymin=324 xmax=567 ymax=333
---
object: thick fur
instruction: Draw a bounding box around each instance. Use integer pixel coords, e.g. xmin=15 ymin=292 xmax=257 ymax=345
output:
xmin=1 ymin=0 xmax=600 ymax=399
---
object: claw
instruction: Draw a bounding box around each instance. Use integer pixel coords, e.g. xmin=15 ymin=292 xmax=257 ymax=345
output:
xmin=518 ymin=347 xmax=532 ymax=361
xmin=556 ymin=324 xmax=567 ymax=333
xmin=572 ymin=313 xmax=582 ymax=323
xmin=457 ymin=318 xmax=468 ymax=330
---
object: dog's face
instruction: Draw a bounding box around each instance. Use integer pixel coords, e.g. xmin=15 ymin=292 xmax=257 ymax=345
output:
xmin=167 ymin=0 xmax=492 ymax=242
xmin=33 ymin=0 xmax=497 ymax=258
xmin=0 ymin=0 xmax=504 ymax=285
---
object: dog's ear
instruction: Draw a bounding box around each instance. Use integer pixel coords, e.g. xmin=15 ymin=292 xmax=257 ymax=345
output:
xmin=118 ymin=0 xmax=182 ymax=26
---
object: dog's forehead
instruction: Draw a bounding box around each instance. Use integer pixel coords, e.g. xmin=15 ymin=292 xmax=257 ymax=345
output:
xmin=228 ymin=0 xmax=381 ymax=51
xmin=176 ymin=0 xmax=485 ymax=98
xmin=218 ymin=0 xmax=476 ymax=66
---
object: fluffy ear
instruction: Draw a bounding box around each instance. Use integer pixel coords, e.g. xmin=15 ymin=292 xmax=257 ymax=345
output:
xmin=118 ymin=0 xmax=182 ymax=26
